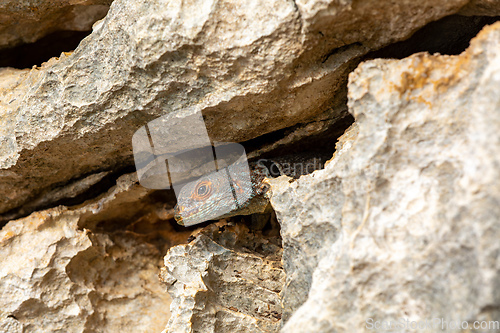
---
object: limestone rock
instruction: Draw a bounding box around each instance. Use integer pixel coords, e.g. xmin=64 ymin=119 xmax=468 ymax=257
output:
xmin=0 ymin=173 xmax=174 ymax=333
xmin=0 ymin=0 xmax=111 ymax=50
xmin=3 ymin=0 xmax=499 ymax=220
xmin=459 ymin=0 xmax=500 ymax=15
xmin=270 ymin=22 xmax=500 ymax=332
xmin=2 ymin=1 xmax=500 ymax=332
xmin=160 ymin=222 xmax=284 ymax=333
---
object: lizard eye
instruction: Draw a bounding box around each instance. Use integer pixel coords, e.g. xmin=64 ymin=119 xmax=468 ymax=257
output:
xmin=194 ymin=181 xmax=212 ymax=199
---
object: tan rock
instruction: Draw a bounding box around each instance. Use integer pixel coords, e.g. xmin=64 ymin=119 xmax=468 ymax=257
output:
xmin=0 ymin=0 xmax=111 ymax=50
xmin=160 ymin=222 xmax=284 ymax=333
xmin=0 ymin=173 xmax=173 ymax=332
xmin=271 ymin=21 xmax=500 ymax=332
xmin=3 ymin=0 xmax=499 ymax=219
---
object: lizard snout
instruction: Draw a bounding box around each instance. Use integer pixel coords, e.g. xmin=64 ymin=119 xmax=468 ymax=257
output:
xmin=174 ymin=204 xmax=184 ymax=225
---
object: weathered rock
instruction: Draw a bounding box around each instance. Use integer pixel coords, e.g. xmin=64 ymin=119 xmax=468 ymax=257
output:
xmin=3 ymin=0 xmax=500 ymax=220
xmin=269 ymin=125 xmax=357 ymax=323
xmin=160 ymin=222 xmax=284 ymax=333
xmin=3 ymin=1 xmax=500 ymax=332
xmin=459 ymin=0 xmax=500 ymax=15
xmin=270 ymin=21 xmax=500 ymax=332
xmin=0 ymin=0 xmax=111 ymax=50
xmin=0 ymin=173 xmax=177 ymax=333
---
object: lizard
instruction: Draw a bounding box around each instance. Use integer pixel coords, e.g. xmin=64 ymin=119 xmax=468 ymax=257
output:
xmin=173 ymin=154 xmax=326 ymax=226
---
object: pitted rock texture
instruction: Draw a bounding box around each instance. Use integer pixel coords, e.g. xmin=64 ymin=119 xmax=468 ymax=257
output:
xmin=0 ymin=0 xmax=111 ymax=50
xmin=2 ymin=1 xmax=500 ymax=333
xmin=269 ymin=22 xmax=500 ymax=332
xmin=2 ymin=0 xmax=500 ymax=220
xmin=160 ymin=222 xmax=284 ymax=333
xmin=0 ymin=173 xmax=176 ymax=333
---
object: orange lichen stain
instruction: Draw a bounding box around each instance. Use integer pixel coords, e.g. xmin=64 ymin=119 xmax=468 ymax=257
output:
xmin=0 ymin=231 xmax=16 ymax=242
xmin=391 ymin=51 xmax=472 ymax=108
xmin=416 ymin=95 xmax=432 ymax=108
xmin=395 ymin=56 xmax=433 ymax=95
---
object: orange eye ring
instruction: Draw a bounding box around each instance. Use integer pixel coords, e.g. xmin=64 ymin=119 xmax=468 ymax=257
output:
xmin=194 ymin=181 xmax=212 ymax=200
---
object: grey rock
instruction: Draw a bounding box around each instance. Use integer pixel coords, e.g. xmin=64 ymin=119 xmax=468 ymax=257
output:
xmin=2 ymin=1 xmax=500 ymax=332
xmin=160 ymin=222 xmax=284 ymax=333
xmin=3 ymin=0 xmax=498 ymax=219
xmin=271 ymin=21 xmax=500 ymax=332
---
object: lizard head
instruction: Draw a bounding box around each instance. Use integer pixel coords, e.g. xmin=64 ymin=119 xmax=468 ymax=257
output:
xmin=174 ymin=166 xmax=254 ymax=226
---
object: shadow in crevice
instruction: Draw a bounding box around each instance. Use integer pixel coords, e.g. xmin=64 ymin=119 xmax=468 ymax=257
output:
xmin=367 ymin=15 xmax=500 ymax=59
xmin=241 ymin=113 xmax=355 ymax=160
xmin=0 ymin=165 xmax=136 ymax=228
xmin=0 ymin=30 xmax=92 ymax=69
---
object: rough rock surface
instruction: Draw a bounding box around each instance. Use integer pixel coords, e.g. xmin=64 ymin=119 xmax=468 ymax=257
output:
xmin=160 ymin=222 xmax=284 ymax=333
xmin=0 ymin=173 xmax=176 ymax=333
xmin=2 ymin=1 xmax=500 ymax=332
xmin=2 ymin=0 xmax=499 ymax=220
xmin=0 ymin=0 xmax=111 ymax=50
xmin=269 ymin=22 xmax=500 ymax=332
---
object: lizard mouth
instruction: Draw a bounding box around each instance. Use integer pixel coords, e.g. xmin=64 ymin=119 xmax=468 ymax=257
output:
xmin=174 ymin=204 xmax=201 ymax=226
xmin=173 ymin=205 xmax=184 ymax=225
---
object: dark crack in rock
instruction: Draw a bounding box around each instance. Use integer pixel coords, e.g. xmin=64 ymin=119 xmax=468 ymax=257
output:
xmin=160 ymin=222 xmax=284 ymax=333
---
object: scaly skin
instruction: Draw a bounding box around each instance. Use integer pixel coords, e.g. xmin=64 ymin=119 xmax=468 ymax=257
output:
xmin=174 ymin=155 xmax=325 ymax=226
